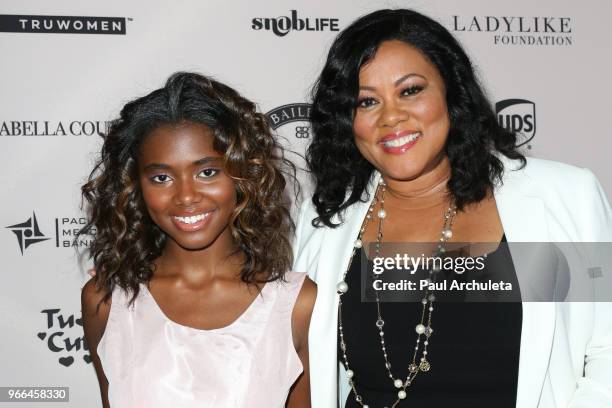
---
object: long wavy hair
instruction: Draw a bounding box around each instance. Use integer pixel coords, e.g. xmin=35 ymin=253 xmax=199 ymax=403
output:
xmin=308 ymin=9 xmax=525 ymax=227
xmin=79 ymin=72 xmax=295 ymax=304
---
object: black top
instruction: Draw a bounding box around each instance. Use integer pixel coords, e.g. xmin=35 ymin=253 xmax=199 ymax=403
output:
xmin=339 ymin=235 xmax=522 ymax=407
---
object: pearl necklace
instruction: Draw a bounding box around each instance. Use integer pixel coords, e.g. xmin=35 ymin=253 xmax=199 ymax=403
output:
xmin=337 ymin=178 xmax=457 ymax=408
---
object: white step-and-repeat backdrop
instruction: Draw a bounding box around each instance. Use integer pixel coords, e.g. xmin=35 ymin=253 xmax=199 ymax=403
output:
xmin=1 ymin=0 xmax=610 ymax=406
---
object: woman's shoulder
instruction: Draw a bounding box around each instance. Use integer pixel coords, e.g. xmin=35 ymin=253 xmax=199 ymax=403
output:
xmin=279 ymin=271 xmax=316 ymax=301
xmin=501 ymin=156 xmax=604 ymax=197
xmin=504 ymin=155 xmax=585 ymax=178
xmin=81 ymin=277 xmax=112 ymax=352
xmin=81 ymin=277 xmax=111 ymax=318
xmin=501 ymin=156 xmax=612 ymax=240
xmin=289 ymin=273 xmax=316 ymax=311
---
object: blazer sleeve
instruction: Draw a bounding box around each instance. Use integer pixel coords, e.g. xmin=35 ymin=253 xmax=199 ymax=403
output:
xmin=568 ymin=169 xmax=612 ymax=407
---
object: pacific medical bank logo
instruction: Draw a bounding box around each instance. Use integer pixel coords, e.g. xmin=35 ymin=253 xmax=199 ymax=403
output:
xmin=0 ymin=14 xmax=129 ymax=34
xmin=6 ymin=212 xmax=50 ymax=254
xmin=6 ymin=212 xmax=95 ymax=255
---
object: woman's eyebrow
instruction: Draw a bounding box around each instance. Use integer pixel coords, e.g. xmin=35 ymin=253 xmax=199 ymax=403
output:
xmin=359 ymin=73 xmax=426 ymax=91
xmin=142 ymin=156 xmax=221 ymax=171
xmin=193 ymin=156 xmax=222 ymax=166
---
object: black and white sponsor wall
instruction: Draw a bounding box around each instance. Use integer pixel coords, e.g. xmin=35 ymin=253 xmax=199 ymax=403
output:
xmin=1 ymin=0 xmax=610 ymax=406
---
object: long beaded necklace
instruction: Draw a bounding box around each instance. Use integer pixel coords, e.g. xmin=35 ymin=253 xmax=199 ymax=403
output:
xmin=337 ymin=178 xmax=457 ymax=408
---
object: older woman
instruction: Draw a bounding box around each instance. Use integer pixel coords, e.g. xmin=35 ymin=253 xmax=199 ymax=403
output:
xmin=294 ymin=9 xmax=612 ymax=408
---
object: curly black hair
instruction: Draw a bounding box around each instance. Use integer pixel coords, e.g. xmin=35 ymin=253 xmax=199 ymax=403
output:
xmin=79 ymin=72 xmax=295 ymax=304
xmin=307 ymin=9 xmax=525 ymax=227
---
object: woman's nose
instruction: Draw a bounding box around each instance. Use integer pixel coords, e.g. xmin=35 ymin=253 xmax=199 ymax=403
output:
xmin=174 ymin=178 xmax=202 ymax=206
xmin=379 ymin=101 xmax=408 ymax=128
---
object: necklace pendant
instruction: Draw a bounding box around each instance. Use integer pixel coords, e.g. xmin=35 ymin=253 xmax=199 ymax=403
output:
xmin=419 ymin=360 xmax=431 ymax=372
xmin=408 ymin=363 xmax=418 ymax=373
xmin=442 ymin=228 xmax=453 ymax=239
xmin=375 ymin=319 xmax=385 ymax=328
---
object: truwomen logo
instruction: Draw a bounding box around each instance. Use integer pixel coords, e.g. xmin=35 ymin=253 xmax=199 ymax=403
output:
xmin=0 ymin=14 xmax=127 ymax=34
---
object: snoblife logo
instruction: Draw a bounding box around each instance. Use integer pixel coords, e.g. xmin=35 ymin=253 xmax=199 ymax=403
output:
xmin=0 ymin=14 xmax=128 ymax=34
xmin=7 ymin=212 xmax=95 ymax=255
xmin=451 ymin=16 xmax=572 ymax=46
xmin=496 ymin=99 xmax=536 ymax=147
xmin=0 ymin=120 xmax=110 ymax=136
xmin=252 ymin=10 xmax=339 ymax=37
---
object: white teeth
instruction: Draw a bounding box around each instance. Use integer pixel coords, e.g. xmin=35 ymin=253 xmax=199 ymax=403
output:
xmin=383 ymin=133 xmax=421 ymax=148
xmin=174 ymin=213 xmax=208 ymax=224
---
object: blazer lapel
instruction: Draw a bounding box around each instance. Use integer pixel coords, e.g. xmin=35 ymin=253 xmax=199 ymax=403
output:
xmin=309 ymin=176 xmax=380 ymax=407
xmin=321 ymin=173 xmax=382 ymax=286
xmin=495 ymin=161 xmax=556 ymax=408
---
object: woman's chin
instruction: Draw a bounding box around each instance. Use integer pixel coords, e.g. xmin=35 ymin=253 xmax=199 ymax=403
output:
xmin=378 ymin=165 xmax=426 ymax=182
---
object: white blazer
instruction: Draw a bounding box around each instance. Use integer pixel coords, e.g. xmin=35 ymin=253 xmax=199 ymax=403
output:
xmin=293 ymin=157 xmax=612 ymax=407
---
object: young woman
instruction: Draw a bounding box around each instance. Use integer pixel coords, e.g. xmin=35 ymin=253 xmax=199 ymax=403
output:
xmin=294 ymin=9 xmax=612 ymax=408
xmin=80 ymin=72 xmax=316 ymax=408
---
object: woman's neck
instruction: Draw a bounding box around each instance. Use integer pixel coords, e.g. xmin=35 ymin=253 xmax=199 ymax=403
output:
xmin=382 ymin=155 xmax=452 ymax=210
xmin=155 ymin=228 xmax=243 ymax=285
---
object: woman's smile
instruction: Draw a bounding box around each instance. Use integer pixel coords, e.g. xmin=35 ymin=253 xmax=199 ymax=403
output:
xmin=378 ymin=130 xmax=423 ymax=154
xmin=171 ymin=209 xmax=216 ymax=232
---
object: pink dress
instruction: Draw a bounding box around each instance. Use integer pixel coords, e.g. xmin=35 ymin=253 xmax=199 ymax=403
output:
xmin=97 ymin=271 xmax=306 ymax=408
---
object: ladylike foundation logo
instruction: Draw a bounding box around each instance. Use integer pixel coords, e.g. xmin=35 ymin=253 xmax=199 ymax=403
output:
xmin=451 ymin=16 xmax=572 ymax=46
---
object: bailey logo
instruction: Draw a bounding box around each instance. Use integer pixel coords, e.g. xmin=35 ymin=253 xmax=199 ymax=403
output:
xmin=6 ymin=212 xmax=50 ymax=254
xmin=252 ymin=10 xmax=339 ymax=37
xmin=265 ymin=103 xmax=312 ymax=138
xmin=265 ymin=103 xmax=313 ymax=197
xmin=496 ymin=99 xmax=536 ymax=147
